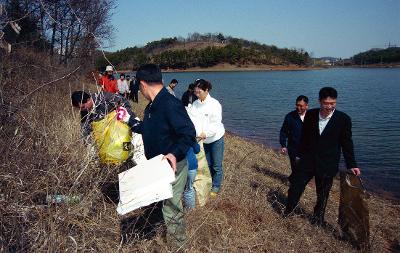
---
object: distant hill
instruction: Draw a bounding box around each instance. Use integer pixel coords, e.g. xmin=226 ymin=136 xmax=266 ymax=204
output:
xmin=96 ymin=33 xmax=311 ymax=70
xmin=352 ymin=47 xmax=400 ymax=65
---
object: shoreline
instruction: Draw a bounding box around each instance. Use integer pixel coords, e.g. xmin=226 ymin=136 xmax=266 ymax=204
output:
xmin=118 ymin=62 xmax=400 ymax=74
xmin=118 ymin=63 xmax=322 ymax=73
xmin=163 ymin=63 xmax=320 ymax=72
xmin=226 ymin=130 xmax=400 ymax=203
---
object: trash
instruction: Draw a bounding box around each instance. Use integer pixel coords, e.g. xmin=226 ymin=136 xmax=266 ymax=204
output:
xmin=131 ymin=132 xmax=146 ymax=165
xmin=117 ymin=154 xmax=175 ymax=215
xmin=339 ymin=172 xmax=370 ymax=251
xmin=193 ymin=141 xmax=212 ymax=206
xmin=92 ymin=110 xmax=132 ymax=165
xmin=46 ymin=195 xmax=81 ymax=205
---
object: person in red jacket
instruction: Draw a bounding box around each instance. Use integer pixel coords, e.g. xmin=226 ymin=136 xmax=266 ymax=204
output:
xmin=100 ymin=65 xmax=118 ymax=93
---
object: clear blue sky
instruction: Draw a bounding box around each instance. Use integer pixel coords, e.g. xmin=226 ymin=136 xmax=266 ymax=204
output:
xmin=109 ymin=0 xmax=400 ymax=58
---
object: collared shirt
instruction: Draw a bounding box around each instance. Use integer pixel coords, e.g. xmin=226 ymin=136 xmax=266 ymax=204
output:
xmin=166 ymin=86 xmax=175 ymax=97
xmin=117 ymin=79 xmax=129 ymax=94
xmin=319 ymin=109 xmax=335 ymax=134
xmin=189 ymin=93 xmax=225 ymax=144
xmin=127 ymin=87 xmax=196 ymax=162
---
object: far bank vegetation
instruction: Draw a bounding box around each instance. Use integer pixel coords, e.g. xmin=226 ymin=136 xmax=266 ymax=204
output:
xmin=95 ymin=33 xmax=311 ymax=70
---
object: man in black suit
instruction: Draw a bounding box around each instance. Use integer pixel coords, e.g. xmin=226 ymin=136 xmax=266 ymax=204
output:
xmin=284 ymin=87 xmax=361 ymax=225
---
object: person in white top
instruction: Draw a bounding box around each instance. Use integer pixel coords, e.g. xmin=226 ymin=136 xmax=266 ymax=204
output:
xmin=117 ymin=73 xmax=130 ymax=98
xmin=191 ymin=79 xmax=225 ymax=196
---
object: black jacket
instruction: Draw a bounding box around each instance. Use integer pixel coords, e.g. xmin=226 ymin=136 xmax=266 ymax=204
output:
xmin=298 ymin=108 xmax=357 ymax=177
xmin=128 ymin=87 xmax=196 ymax=162
xmin=279 ymin=110 xmax=304 ymax=158
xmin=181 ymin=90 xmax=198 ymax=107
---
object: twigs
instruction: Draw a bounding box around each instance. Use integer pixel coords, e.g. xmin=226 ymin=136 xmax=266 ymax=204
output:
xmin=19 ymin=65 xmax=80 ymax=104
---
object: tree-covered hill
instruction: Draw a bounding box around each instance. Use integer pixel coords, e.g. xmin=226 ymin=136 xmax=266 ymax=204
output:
xmin=352 ymin=47 xmax=400 ymax=65
xmin=96 ymin=33 xmax=311 ymax=70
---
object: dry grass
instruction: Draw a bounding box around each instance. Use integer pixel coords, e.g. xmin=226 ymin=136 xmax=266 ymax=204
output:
xmin=0 ymin=50 xmax=399 ymax=252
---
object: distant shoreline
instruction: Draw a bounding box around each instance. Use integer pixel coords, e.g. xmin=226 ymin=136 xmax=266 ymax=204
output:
xmin=163 ymin=63 xmax=321 ymax=72
xmin=116 ymin=63 xmax=400 ymax=74
xmin=117 ymin=63 xmax=322 ymax=73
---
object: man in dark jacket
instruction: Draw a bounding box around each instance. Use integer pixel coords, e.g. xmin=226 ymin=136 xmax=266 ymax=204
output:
xmin=279 ymin=95 xmax=308 ymax=180
xmin=71 ymin=91 xmax=135 ymax=137
xmin=119 ymin=64 xmax=196 ymax=247
xmin=129 ymin=77 xmax=139 ymax=103
xmin=285 ymin=87 xmax=361 ymax=225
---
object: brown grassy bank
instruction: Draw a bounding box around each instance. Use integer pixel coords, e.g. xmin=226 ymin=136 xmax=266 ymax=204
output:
xmin=1 ymin=51 xmax=399 ymax=252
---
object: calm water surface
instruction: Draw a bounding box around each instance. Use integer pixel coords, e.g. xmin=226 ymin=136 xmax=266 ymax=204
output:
xmin=162 ymin=68 xmax=400 ymax=199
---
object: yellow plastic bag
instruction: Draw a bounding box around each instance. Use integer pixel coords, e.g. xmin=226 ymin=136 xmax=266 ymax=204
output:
xmin=193 ymin=141 xmax=212 ymax=206
xmin=92 ymin=111 xmax=132 ymax=165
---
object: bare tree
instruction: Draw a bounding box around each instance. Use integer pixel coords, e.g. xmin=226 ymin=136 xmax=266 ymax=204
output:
xmin=3 ymin=0 xmax=114 ymax=66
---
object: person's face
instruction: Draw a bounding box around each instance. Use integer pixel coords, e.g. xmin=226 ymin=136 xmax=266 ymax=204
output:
xmin=319 ymin=97 xmax=337 ymax=115
xmin=296 ymin=100 xmax=308 ymax=115
xmin=106 ymin=71 xmax=113 ymax=76
xmin=78 ymin=99 xmax=93 ymax=111
xmin=139 ymin=80 xmax=151 ymax=101
xmin=170 ymin=82 xmax=177 ymax=89
xmin=120 ymin=75 xmax=125 ymax=80
xmin=194 ymin=87 xmax=208 ymax=100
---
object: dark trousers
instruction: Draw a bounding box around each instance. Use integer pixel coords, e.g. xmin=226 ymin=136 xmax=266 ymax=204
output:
xmin=131 ymin=91 xmax=138 ymax=103
xmin=288 ymin=153 xmax=298 ymax=183
xmin=286 ymin=170 xmax=334 ymax=221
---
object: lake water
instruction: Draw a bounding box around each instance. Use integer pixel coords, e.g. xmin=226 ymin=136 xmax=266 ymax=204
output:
xmin=161 ymin=68 xmax=400 ymax=199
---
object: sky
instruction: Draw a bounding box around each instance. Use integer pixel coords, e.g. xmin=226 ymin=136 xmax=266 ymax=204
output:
xmin=109 ymin=0 xmax=400 ymax=58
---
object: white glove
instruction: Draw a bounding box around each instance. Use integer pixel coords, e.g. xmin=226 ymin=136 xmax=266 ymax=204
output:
xmin=116 ymin=106 xmax=131 ymax=122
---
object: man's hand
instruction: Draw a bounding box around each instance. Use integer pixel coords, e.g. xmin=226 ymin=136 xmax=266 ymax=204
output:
xmin=198 ymin=132 xmax=206 ymax=140
xmin=116 ymin=106 xmax=131 ymax=122
xmin=163 ymin=153 xmax=177 ymax=172
xmin=281 ymin=147 xmax=288 ymax=155
xmin=350 ymin=167 xmax=361 ymax=176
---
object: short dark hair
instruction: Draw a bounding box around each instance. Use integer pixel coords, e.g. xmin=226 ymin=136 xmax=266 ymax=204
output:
xmin=194 ymin=79 xmax=212 ymax=91
xmin=188 ymin=83 xmax=195 ymax=90
xmin=170 ymin=79 xmax=178 ymax=84
xmin=319 ymin=87 xmax=338 ymax=100
xmin=296 ymin=95 xmax=309 ymax=104
xmin=136 ymin=64 xmax=162 ymax=84
xmin=71 ymin=91 xmax=90 ymax=107
xmin=120 ymin=73 xmax=125 ymax=77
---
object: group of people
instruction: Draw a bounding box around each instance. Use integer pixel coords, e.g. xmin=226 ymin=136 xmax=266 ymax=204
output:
xmin=97 ymin=65 xmax=140 ymax=103
xmin=279 ymin=88 xmax=360 ymax=226
xmin=71 ymin=64 xmax=225 ymax=247
xmin=71 ymin=63 xmax=361 ymax=247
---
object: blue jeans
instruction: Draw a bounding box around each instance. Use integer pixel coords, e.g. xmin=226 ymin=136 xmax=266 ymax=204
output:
xmin=204 ymin=136 xmax=224 ymax=193
xmin=186 ymin=147 xmax=198 ymax=170
xmin=183 ymin=169 xmax=197 ymax=209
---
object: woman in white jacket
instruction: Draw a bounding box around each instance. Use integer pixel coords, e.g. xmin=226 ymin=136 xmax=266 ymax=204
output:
xmin=191 ymin=79 xmax=225 ymax=196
